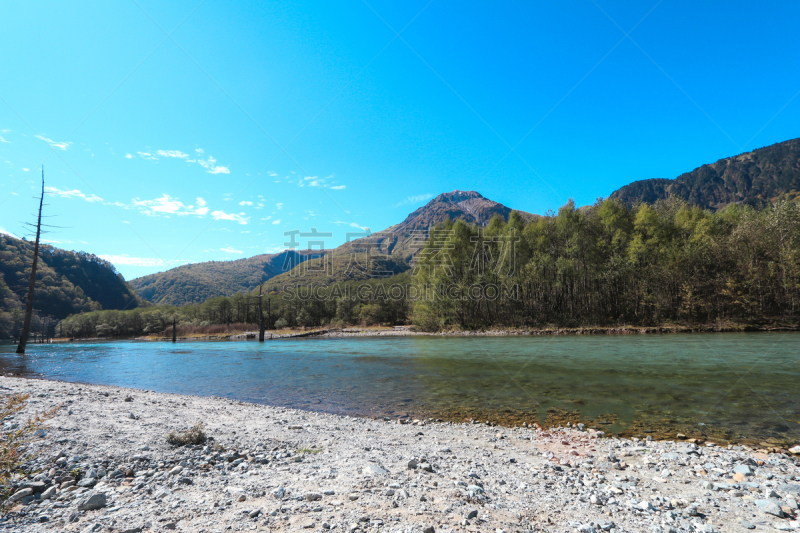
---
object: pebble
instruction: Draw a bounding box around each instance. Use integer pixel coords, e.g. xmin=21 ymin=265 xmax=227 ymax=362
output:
xmin=755 ymin=499 xmax=784 ymax=517
xmin=76 ymin=491 xmax=107 ymax=511
xmin=8 ymin=487 xmax=33 ymax=502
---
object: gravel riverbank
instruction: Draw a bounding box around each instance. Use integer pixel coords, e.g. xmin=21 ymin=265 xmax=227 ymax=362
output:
xmin=2 ymin=376 xmax=799 ymax=533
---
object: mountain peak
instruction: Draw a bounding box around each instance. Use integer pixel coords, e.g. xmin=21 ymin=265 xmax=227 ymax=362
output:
xmin=399 ymin=189 xmax=532 ymax=231
xmin=431 ymin=190 xmax=485 ymax=203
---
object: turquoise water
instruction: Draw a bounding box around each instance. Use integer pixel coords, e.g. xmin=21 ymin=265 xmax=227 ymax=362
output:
xmin=1 ymin=333 xmax=798 ymax=444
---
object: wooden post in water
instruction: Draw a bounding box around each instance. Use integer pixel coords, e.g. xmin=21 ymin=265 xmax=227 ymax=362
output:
xmin=172 ymin=317 xmax=177 ymax=343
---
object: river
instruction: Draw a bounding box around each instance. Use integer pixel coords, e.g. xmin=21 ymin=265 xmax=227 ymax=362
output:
xmin=1 ymin=333 xmax=798 ymax=445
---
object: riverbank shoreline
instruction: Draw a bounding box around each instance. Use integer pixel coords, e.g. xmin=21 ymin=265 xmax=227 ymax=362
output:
xmin=106 ymin=321 xmax=800 ymax=342
xmin=3 ymin=376 xmax=799 ymax=533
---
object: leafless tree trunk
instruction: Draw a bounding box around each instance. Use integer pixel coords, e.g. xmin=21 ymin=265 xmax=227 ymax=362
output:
xmin=17 ymin=173 xmax=45 ymax=354
xmin=258 ymin=286 xmax=265 ymax=342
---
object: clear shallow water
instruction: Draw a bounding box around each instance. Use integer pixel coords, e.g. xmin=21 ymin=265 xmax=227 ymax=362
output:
xmin=1 ymin=334 xmax=798 ymax=444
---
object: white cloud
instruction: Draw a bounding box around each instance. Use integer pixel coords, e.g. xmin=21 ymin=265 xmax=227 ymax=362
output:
xmin=124 ymin=154 xmax=133 ymax=159
xmin=395 ymin=193 xmax=433 ymax=207
xmin=0 ymin=136 xmax=9 ymax=144
xmin=276 ymin=202 xmax=283 ymax=210
xmin=350 ymin=222 xmax=371 ymax=232
xmin=272 ymin=219 xmax=281 ymax=225
xmin=268 ymin=171 xmax=277 ymax=177
xmin=196 ymin=197 xmax=207 ymax=206
xmin=0 ymin=226 xmax=20 ymax=239
xmin=298 ymin=174 xmax=345 ymax=190
xmin=35 ymin=135 xmax=70 ymax=150
xmin=99 ymin=254 xmax=190 ymax=267
xmin=45 ymin=186 xmax=103 ymax=202
xmin=132 ymin=194 xmax=209 ymax=217
xmin=211 ymin=210 xmax=249 ymax=224
xmin=156 ymin=150 xmax=189 ymax=159
xmin=220 ymin=247 xmax=243 ymax=254
xmin=133 ymin=194 xmax=184 ymax=214
xmin=22 ymin=167 xmax=29 ymax=172
xmin=0 ymin=129 xmax=9 ymax=134
xmin=134 ymin=145 xmax=230 ymax=173
xmin=198 ymin=155 xmax=230 ymax=174
xmin=239 ymin=201 xmax=253 ymax=206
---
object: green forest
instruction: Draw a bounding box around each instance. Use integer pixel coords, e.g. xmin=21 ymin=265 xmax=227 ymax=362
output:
xmin=55 ymin=197 xmax=800 ymax=337
xmin=0 ymin=234 xmax=142 ymax=339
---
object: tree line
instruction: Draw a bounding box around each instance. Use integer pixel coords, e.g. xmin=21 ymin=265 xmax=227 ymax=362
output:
xmin=56 ymin=275 xmax=412 ymax=338
xmin=0 ymin=233 xmax=142 ymax=340
xmin=54 ymin=198 xmax=800 ymax=337
xmin=413 ymin=197 xmax=800 ymax=329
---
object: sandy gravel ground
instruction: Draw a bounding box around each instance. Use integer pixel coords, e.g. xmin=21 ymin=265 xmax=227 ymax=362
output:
xmin=1 ymin=376 xmax=799 ymax=533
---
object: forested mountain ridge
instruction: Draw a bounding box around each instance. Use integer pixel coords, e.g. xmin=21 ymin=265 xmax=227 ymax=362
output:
xmin=130 ymin=191 xmax=533 ymax=305
xmin=129 ymin=249 xmax=323 ymax=306
xmin=59 ymin=197 xmax=800 ymax=338
xmin=0 ymin=233 xmax=142 ymax=339
xmin=336 ymin=190 xmax=538 ymax=262
xmin=610 ymin=138 xmax=800 ymax=209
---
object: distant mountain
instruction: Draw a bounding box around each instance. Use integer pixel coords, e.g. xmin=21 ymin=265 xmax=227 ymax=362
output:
xmin=610 ymin=138 xmax=800 ymax=209
xmin=0 ymin=233 xmax=142 ymax=338
xmin=129 ymin=250 xmax=322 ymax=306
xmin=257 ymin=190 xmax=535 ymax=293
xmin=337 ymin=190 xmax=538 ymax=262
xmin=130 ymin=190 xmax=535 ymax=304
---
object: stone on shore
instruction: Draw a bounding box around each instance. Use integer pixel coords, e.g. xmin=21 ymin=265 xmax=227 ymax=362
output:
xmin=76 ymin=491 xmax=107 ymax=511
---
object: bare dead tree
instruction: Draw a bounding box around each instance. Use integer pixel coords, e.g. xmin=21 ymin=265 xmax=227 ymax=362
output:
xmin=258 ymin=285 xmax=265 ymax=342
xmin=16 ymin=171 xmax=45 ymax=354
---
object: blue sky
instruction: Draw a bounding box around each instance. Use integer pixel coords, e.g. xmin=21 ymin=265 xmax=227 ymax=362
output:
xmin=1 ymin=0 xmax=799 ymax=280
